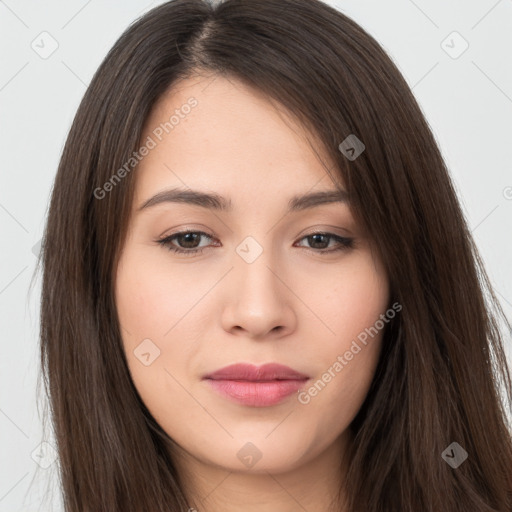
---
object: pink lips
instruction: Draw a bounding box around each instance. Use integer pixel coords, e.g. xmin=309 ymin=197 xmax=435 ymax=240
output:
xmin=203 ymin=363 xmax=309 ymax=407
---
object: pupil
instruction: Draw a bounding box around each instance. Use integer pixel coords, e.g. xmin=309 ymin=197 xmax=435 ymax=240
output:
xmin=181 ymin=233 xmax=199 ymax=248
xmin=310 ymin=234 xmax=327 ymax=249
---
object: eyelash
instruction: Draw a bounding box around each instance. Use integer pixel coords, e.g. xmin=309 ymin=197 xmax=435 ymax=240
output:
xmin=156 ymin=230 xmax=354 ymax=256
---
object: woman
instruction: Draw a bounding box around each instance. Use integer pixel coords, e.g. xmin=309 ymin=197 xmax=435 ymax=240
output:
xmin=37 ymin=0 xmax=512 ymax=510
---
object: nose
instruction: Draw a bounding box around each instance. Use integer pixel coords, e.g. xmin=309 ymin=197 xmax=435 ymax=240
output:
xmin=220 ymin=247 xmax=297 ymax=340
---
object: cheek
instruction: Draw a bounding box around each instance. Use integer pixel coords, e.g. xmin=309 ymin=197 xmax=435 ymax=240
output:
xmin=115 ymin=256 xmax=218 ymax=453
xmin=116 ymin=253 xmax=168 ymax=336
xmin=114 ymin=256 xmax=197 ymax=434
xmin=114 ymin=250 xmax=193 ymax=392
xmin=310 ymin=249 xmax=389 ymax=350
xmin=299 ymin=250 xmax=389 ymax=412
xmin=115 ymin=246 xmax=207 ymax=345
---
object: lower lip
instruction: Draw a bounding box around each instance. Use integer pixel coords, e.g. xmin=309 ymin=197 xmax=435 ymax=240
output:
xmin=205 ymin=379 xmax=308 ymax=407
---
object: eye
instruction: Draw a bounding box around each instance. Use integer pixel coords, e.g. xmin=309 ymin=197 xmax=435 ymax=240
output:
xmin=157 ymin=230 xmax=216 ymax=255
xmin=294 ymin=232 xmax=354 ymax=254
xmin=156 ymin=230 xmax=354 ymax=256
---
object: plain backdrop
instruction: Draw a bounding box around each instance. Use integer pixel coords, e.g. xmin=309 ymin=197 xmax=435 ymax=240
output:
xmin=1 ymin=0 xmax=511 ymax=510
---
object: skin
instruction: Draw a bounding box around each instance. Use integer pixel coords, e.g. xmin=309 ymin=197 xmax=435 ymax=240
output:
xmin=115 ymin=73 xmax=390 ymax=512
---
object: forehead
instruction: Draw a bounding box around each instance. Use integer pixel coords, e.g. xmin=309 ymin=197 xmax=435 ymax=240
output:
xmin=134 ymin=74 xmax=341 ymax=209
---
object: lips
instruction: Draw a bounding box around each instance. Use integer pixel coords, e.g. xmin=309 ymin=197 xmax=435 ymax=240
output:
xmin=204 ymin=363 xmax=309 ymax=381
xmin=203 ymin=363 xmax=310 ymax=407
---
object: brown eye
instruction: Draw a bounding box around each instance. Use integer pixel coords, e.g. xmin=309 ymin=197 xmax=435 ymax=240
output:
xmin=295 ymin=232 xmax=354 ymax=254
xmin=157 ymin=231 xmax=215 ymax=255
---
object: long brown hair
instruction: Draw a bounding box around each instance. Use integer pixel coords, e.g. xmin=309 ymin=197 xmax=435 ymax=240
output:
xmin=35 ymin=0 xmax=512 ymax=510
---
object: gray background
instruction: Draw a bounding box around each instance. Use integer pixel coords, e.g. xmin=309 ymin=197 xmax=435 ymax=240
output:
xmin=1 ymin=0 xmax=511 ymax=510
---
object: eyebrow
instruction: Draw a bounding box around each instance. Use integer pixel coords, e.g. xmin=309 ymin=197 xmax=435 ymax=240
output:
xmin=137 ymin=187 xmax=349 ymax=213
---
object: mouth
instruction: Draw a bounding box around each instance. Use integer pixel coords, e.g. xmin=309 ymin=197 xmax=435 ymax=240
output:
xmin=203 ymin=363 xmax=310 ymax=407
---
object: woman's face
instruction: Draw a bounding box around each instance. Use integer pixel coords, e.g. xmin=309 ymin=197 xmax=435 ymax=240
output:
xmin=115 ymin=74 xmax=390 ymax=475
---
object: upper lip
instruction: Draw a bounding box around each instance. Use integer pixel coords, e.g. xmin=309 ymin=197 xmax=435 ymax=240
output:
xmin=204 ymin=363 xmax=309 ymax=381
